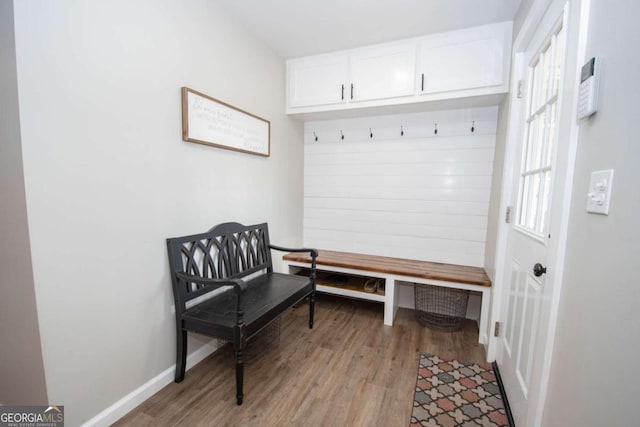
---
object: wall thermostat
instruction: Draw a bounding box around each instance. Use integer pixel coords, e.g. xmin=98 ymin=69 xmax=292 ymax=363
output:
xmin=577 ymin=57 xmax=600 ymax=120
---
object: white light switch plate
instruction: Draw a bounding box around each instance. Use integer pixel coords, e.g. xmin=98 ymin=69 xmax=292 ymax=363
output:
xmin=586 ymin=169 xmax=614 ymax=215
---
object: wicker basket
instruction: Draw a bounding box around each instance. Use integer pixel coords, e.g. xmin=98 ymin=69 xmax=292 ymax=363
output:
xmin=414 ymin=284 xmax=470 ymax=331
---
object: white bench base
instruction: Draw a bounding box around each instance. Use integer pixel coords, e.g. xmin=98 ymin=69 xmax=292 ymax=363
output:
xmin=283 ymin=260 xmax=491 ymax=345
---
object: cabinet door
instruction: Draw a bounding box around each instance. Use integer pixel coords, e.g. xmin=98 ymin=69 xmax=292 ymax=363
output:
xmin=350 ymin=41 xmax=416 ymax=102
xmin=287 ymin=53 xmax=349 ymax=108
xmin=418 ymin=23 xmax=510 ymax=95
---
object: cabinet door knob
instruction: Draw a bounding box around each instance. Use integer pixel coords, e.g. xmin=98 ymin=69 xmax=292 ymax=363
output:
xmin=341 ymin=84 xmax=344 ymax=100
xmin=421 ymin=73 xmax=425 ymax=91
xmin=350 ymin=83 xmax=354 ymax=100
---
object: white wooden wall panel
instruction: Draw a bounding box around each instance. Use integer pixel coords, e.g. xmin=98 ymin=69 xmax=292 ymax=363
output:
xmin=303 ymin=107 xmax=498 ymax=267
xmin=304 ymin=218 xmax=487 ymax=241
xmin=305 ymin=162 xmax=494 ymax=177
xmin=305 ymin=200 xmax=490 ymax=217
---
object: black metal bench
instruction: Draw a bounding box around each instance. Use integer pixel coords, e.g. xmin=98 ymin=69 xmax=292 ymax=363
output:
xmin=166 ymin=222 xmax=317 ymax=405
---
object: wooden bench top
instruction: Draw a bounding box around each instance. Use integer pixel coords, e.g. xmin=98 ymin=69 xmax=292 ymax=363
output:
xmin=283 ymin=250 xmax=491 ymax=287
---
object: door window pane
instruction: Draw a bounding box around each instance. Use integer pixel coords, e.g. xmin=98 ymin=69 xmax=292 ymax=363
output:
xmin=538 ymin=171 xmax=552 ymax=234
xmin=540 ymin=42 xmax=553 ymax=103
xmin=545 ymin=103 xmax=558 ymax=166
xmin=516 ymin=22 xmax=564 ymax=237
xmin=552 ymin=28 xmax=565 ymax=96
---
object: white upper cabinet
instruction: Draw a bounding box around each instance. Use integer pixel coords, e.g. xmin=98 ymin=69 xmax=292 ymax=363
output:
xmin=349 ymin=41 xmax=416 ymax=102
xmin=418 ymin=22 xmax=511 ymax=95
xmin=285 ymin=22 xmax=512 ymax=115
xmin=287 ymin=53 xmax=349 ymax=108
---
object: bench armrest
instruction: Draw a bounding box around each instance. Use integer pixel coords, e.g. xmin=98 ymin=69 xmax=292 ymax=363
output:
xmin=269 ymin=245 xmax=318 ymax=259
xmin=174 ymin=272 xmax=247 ymax=294
xmin=270 ymin=245 xmax=318 ymax=285
xmin=175 ymin=272 xmax=248 ymax=323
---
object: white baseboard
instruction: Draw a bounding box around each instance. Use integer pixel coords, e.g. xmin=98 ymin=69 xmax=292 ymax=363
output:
xmin=480 ymin=333 xmax=489 ymax=346
xmin=81 ymin=341 xmax=220 ymax=427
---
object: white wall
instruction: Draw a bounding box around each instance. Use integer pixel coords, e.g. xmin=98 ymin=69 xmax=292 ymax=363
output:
xmin=542 ymin=0 xmax=640 ymax=425
xmin=0 ymin=0 xmax=48 ymax=405
xmin=513 ymin=0 xmax=537 ymax=38
xmin=483 ymin=97 xmax=510 ymax=282
xmin=12 ymin=0 xmax=303 ymax=424
xmin=303 ymin=107 xmax=498 ymax=267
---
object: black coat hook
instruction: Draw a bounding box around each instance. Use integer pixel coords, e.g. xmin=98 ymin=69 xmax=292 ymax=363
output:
xmin=340 ymin=130 xmax=344 ymax=140
xmin=313 ymin=132 xmax=318 ymax=142
xmin=369 ymin=128 xmax=373 ymax=139
xmin=400 ymin=125 xmax=404 ymax=136
xmin=471 ymin=120 xmax=475 ymax=133
xmin=434 ymin=123 xmax=438 ymax=135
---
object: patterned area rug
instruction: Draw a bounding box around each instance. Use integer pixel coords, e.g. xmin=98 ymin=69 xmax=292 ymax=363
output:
xmin=410 ymin=353 xmax=510 ymax=427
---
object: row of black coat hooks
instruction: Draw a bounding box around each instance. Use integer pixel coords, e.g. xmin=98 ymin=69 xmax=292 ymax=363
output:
xmin=312 ymin=121 xmax=476 ymax=141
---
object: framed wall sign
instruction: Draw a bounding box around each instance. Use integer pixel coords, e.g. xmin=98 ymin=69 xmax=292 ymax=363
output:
xmin=181 ymin=87 xmax=270 ymax=157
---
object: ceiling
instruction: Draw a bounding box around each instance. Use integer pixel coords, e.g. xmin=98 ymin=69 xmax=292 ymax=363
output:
xmin=218 ymin=0 xmax=523 ymax=58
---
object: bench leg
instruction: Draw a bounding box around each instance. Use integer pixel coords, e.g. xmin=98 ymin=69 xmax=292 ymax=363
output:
xmin=308 ymin=292 xmax=315 ymax=329
xmin=235 ymin=348 xmax=244 ymax=405
xmin=175 ymin=328 xmax=187 ymax=382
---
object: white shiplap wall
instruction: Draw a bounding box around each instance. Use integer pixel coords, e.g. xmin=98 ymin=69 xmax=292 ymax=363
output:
xmin=303 ymin=107 xmax=498 ymax=267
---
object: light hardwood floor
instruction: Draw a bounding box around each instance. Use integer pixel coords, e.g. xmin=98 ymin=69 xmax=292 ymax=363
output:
xmin=114 ymin=294 xmax=486 ymax=426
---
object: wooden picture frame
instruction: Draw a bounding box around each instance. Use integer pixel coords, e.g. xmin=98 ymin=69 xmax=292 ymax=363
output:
xmin=181 ymin=87 xmax=270 ymax=157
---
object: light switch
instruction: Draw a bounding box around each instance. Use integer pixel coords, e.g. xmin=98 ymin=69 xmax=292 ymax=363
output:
xmin=586 ymin=169 xmax=614 ymax=215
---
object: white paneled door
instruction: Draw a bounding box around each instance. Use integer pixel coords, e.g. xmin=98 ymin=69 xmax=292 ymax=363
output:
xmin=497 ymin=0 xmax=586 ymax=425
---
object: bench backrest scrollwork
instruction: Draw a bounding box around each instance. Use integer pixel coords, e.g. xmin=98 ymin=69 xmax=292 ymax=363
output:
xmin=166 ymin=222 xmax=273 ymax=310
